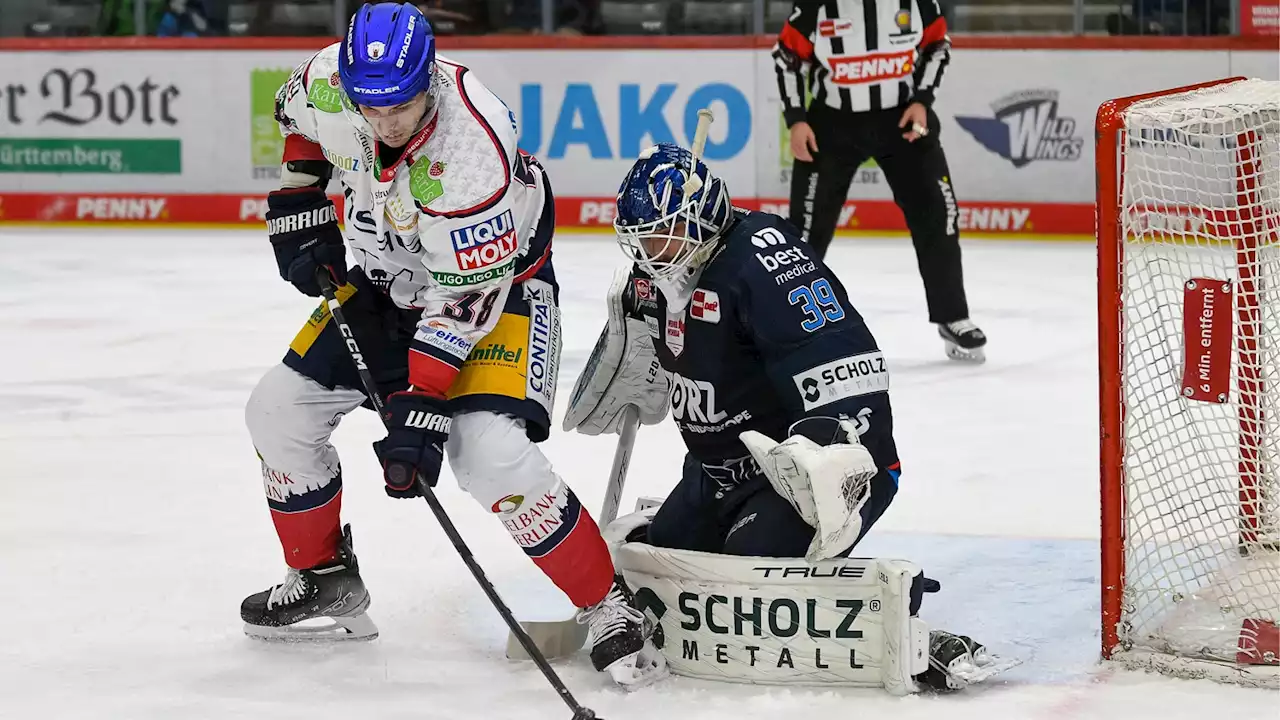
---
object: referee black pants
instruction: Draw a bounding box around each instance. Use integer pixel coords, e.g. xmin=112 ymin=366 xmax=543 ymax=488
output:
xmin=788 ymin=103 xmax=969 ymax=325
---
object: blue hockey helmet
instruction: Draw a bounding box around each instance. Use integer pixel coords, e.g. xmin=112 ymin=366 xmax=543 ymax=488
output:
xmin=339 ymin=3 xmax=436 ymax=108
xmin=614 ymin=143 xmax=732 ymax=281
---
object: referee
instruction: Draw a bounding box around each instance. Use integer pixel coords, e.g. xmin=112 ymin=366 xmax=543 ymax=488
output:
xmin=772 ymin=0 xmax=986 ymax=362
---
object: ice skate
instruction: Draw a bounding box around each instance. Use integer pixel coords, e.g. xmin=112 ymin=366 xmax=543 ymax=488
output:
xmin=241 ymin=524 xmax=378 ymax=641
xmin=578 ymin=575 xmax=668 ymax=690
xmin=938 ymin=319 xmax=987 ymax=363
xmin=916 ymin=630 xmax=1019 ymax=690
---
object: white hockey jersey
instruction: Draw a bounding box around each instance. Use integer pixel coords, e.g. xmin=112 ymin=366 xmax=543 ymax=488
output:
xmin=274 ymin=43 xmax=551 ymax=397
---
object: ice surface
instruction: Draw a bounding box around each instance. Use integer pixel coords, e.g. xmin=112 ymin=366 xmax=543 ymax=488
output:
xmin=1 ymin=229 xmax=1275 ymax=719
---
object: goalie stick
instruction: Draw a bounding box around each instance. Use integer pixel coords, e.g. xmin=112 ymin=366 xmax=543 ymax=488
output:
xmin=507 ymin=108 xmax=717 ymax=662
xmin=316 ymin=270 xmax=600 ymax=720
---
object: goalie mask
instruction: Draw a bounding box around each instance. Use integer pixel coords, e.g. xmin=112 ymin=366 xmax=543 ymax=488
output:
xmin=614 ymin=143 xmax=732 ymax=305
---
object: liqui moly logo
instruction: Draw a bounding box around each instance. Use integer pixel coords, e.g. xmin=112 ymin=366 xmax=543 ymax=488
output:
xmin=829 ymin=50 xmax=915 ymax=85
xmin=450 ymin=210 xmax=518 ymax=271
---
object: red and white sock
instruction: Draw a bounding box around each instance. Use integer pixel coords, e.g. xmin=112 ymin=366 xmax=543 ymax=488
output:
xmin=495 ymin=479 xmax=614 ymax=608
xmin=262 ymin=462 xmax=343 ymax=570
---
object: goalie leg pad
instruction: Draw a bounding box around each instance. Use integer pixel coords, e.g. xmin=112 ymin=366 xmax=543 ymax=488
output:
xmin=611 ymin=513 xmax=931 ymax=692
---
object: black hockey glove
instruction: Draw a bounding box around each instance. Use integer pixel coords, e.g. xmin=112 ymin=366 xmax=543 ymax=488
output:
xmin=373 ymin=392 xmax=451 ymax=499
xmin=266 ymin=188 xmax=347 ymax=297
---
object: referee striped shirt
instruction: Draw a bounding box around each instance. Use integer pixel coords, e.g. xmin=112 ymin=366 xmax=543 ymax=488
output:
xmin=773 ymin=0 xmax=952 ymax=124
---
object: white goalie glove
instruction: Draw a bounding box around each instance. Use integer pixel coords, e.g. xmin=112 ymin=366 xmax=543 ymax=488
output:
xmin=740 ymin=416 xmax=879 ymax=561
xmin=563 ymin=266 xmax=670 ymax=435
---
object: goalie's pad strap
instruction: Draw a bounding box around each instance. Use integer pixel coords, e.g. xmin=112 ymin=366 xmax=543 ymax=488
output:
xmin=609 ymin=514 xmax=928 ymax=691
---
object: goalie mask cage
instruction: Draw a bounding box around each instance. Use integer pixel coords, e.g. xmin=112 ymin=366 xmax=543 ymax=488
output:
xmin=1098 ymin=77 xmax=1280 ymax=687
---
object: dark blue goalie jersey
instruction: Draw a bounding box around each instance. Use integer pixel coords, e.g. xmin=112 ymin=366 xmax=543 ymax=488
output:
xmin=630 ymin=210 xmax=901 ymax=478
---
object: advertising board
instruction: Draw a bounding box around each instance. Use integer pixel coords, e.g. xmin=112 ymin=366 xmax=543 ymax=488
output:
xmin=0 ymin=39 xmax=1274 ymax=236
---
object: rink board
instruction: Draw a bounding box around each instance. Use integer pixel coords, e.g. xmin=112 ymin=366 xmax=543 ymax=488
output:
xmin=0 ymin=41 xmax=1275 ymax=236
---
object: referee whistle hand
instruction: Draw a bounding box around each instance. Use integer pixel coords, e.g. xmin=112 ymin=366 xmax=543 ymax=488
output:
xmin=900 ymin=102 xmax=929 ymax=142
xmin=790 ymin=122 xmax=819 ymax=162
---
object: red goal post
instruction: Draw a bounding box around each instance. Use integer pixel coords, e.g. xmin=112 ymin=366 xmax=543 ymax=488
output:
xmin=1096 ymin=77 xmax=1280 ymax=686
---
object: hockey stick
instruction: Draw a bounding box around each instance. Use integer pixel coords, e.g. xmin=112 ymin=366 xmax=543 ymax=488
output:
xmin=598 ymin=405 xmax=640 ymax=528
xmin=509 ymin=108 xmax=718 ymax=661
xmin=315 ymin=271 xmax=600 ymax=720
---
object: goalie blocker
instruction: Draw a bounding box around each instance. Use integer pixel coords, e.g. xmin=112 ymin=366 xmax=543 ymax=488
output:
xmin=604 ymin=509 xmax=933 ymax=694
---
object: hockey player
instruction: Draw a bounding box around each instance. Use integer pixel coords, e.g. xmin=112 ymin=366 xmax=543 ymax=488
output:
xmin=565 ymin=142 xmax=1001 ymax=690
xmin=238 ymin=2 xmax=664 ymax=688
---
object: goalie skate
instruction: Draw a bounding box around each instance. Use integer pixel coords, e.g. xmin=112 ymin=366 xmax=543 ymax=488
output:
xmin=938 ymin=320 xmax=987 ymax=363
xmin=916 ymin=630 xmax=1020 ymax=691
xmin=578 ymin=575 xmax=668 ymax=690
xmin=241 ymin=524 xmax=378 ymax=642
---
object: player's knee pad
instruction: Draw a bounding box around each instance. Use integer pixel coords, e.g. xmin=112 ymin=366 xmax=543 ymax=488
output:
xmin=245 ymin=363 xmax=364 ymax=485
xmin=445 ymin=410 xmax=556 ymax=508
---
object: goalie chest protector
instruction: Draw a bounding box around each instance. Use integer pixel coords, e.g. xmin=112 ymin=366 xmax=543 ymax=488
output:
xmin=633 ymin=210 xmax=889 ymax=464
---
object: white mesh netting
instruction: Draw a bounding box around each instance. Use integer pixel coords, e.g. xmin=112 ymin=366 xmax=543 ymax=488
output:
xmin=1115 ymin=78 xmax=1280 ymax=686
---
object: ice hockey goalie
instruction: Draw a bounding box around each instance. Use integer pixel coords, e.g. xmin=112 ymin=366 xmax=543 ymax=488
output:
xmin=564 ymin=141 xmax=1018 ymax=693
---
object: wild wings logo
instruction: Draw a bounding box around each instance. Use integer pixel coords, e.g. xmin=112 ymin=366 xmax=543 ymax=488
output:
xmin=955 ymin=89 xmax=1083 ymax=168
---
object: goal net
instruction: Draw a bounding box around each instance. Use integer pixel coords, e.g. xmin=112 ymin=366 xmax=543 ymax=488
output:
xmin=1098 ymin=77 xmax=1280 ymax=687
